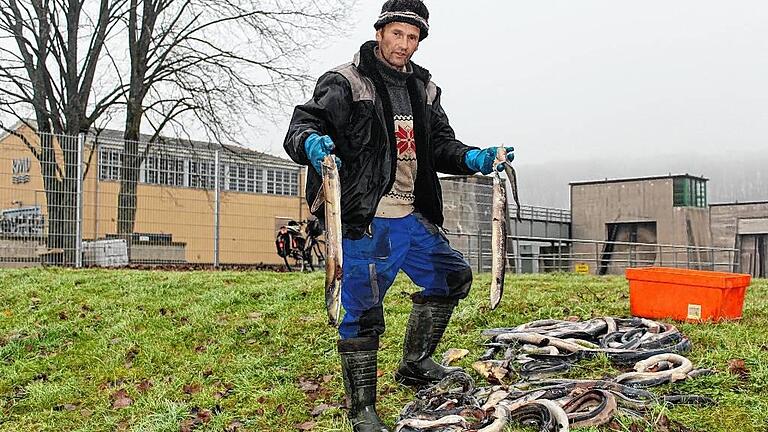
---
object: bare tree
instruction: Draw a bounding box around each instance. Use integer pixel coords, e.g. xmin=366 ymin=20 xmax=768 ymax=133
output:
xmin=115 ymin=0 xmax=352 ymax=234
xmin=0 ymin=0 xmax=126 ymax=263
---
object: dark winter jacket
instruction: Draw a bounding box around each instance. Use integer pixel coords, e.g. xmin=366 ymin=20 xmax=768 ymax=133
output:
xmin=283 ymin=41 xmax=477 ymax=239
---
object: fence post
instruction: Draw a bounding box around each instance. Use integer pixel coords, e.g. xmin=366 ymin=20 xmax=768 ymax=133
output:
xmin=477 ymin=229 xmax=482 ymax=273
xmin=214 ymin=150 xmax=221 ymax=269
xmin=595 ymin=242 xmax=599 ymax=271
xmin=657 ymin=244 xmax=662 ymax=267
xmin=75 ymin=133 xmax=84 ymax=268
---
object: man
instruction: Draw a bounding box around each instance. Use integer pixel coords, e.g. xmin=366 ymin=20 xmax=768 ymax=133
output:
xmin=284 ymin=1 xmax=514 ymax=430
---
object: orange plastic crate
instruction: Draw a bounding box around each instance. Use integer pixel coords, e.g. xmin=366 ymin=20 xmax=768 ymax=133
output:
xmin=625 ymin=267 xmax=751 ymax=321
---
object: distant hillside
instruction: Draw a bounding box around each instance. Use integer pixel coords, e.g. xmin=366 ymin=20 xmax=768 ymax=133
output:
xmin=513 ymin=151 xmax=768 ymax=209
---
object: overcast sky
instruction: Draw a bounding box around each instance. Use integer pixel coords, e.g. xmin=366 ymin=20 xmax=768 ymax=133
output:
xmin=258 ymin=0 xmax=768 ymax=165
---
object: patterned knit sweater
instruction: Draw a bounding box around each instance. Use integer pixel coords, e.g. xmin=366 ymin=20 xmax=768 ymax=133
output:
xmin=374 ymin=48 xmax=417 ymax=218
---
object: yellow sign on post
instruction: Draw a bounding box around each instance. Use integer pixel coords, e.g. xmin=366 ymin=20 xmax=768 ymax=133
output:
xmin=575 ymin=263 xmax=590 ymax=274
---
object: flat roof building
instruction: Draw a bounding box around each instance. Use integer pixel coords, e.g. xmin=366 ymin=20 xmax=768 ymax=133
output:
xmin=570 ymin=174 xmax=712 ymax=275
xmin=0 ymin=122 xmax=307 ymax=266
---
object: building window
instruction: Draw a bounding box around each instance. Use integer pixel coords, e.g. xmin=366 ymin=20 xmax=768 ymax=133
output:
xmin=99 ymin=147 xmax=122 ymax=181
xmin=227 ymin=163 xmax=261 ymax=193
xmin=189 ymin=159 xmax=215 ymax=189
xmin=673 ymin=177 xmax=707 ymax=208
xmin=143 ymin=153 xmax=184 ymax=186
xmin=266 ymin=169 xmax=299 ymax=196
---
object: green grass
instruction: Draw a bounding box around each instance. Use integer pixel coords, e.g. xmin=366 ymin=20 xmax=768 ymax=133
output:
xmin=0 ymin=269 xmax=766 ymax=432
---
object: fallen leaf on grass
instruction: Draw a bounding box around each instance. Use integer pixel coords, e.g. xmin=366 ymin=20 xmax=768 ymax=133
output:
xmin=54 ymin=403 xmax=78 ymax=411
xmin=322 ymin=375 xmax=333 ymax=383
xmin=180 ymin=407 xmax=213 ymax=432
xmin=655 ymin=413 xmax=696 ymax=432
xmin=310 ymin=403 xmax=334 ymax=417
xmin=297 ymin=377 xmax=319 ymax=392
xmin=376 ymin=369 xmax=384 ymax=378
xmin=441 ymin=348 xmax=470 ymax=366
xmin=472 ymin=360 xmax=509 ymax=384
xmin=294 ymin=420 xmax=316 ymax=430
xmin=116 ymin=420 xmax=129 ymax=431
xmin=136 ymin=379 xmax=153 ymax=393
xmin=248 ymin=312 xmax=262 ymax=320
xmin=80 ymin=408 xmax=92 ymax=417
xmin=727 ymin=358 xmax=750 ymax=380
xmin=213 ymin=382 xmax=234 ymax=399
xmin=124 ymin=346 xmax=140 ymax=368
xmin=192 ymin=408 xmax=212 ymax=423
xmin=276 ymin=404 xmax=286 ymax=415
xmin=183 ymin=383 xmax=202 ymax=395
xmin=111 ymin=389 xmax=133 ymax=409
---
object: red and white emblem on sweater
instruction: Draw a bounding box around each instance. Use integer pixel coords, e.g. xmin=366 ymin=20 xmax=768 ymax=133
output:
xmin=395 ymin=124 xmax=416 ymax=155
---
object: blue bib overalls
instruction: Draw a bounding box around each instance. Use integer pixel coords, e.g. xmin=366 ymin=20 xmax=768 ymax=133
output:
xmin=338 ymin=213 xmax=472 ymax=339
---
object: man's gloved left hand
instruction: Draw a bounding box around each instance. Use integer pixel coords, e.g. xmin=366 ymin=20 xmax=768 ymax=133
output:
xmin=304 ymin=133 xmax=340 ymax=176
xmin=465 ymin=146 xmax=515 ymax=175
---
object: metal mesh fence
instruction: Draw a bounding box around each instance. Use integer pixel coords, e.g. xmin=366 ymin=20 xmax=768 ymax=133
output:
xmin=0 ymin=129 xmax=740 ymax=273
xmin=438 ymin=176 xmax=736 ymax=275
xmin=0 ymin=132 xmax=82 ymax=266
xmin=1 ymin=128 xmax=305 ymax=268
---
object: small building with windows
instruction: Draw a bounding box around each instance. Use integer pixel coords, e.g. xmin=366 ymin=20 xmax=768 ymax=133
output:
xmin=710 ymin=201 xmax=768 ymax=278
xmin=0 ymin=122 xmax=307 ymax=266
xmin=569 ymin=174 xmax=711 ymax=275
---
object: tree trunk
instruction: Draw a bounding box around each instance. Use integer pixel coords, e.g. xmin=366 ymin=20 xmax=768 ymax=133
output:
xmin=117 ymin=110 xmax=141 ymax=235
xmin=39 ymin=133 xmax=79 ymax=265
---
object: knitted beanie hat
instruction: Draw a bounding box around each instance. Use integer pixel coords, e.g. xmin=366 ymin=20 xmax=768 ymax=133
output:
xmin=374 ymin=0 xmax=430 ymax=40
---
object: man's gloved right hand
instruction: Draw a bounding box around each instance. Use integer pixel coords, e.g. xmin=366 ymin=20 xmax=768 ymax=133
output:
xmin=304 ymin=133 xmax=341 ymax=175
xmin=465 ymin=146 xmax=515 ymax=175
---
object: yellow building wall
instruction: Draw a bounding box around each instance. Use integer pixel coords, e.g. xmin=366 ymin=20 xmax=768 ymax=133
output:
xmin=85 ymin=181 xmax=306 ymax=264
xmin=1 ymin=125 xmax=308 ymax=265
xmin=0 ymin=125 xmax=53 ymax=214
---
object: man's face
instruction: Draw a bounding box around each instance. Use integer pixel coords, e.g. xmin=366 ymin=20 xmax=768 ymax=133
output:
xmin=376 ymin=22 xmax=420 ymax=68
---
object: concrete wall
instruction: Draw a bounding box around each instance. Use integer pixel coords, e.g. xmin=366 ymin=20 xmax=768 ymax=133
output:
xmin=571 ymin=178 xmax=676 ymax=243
xmin=671 ymin=207 xmax=713 ymax=269
xmin=570 ymin=177 xmax=712 ymax=274
xmin=0 ymin=237 xmax=42 ymax=267
xmin=571 ymin=178 xmax=674 ymax=273
xmin=710 ymin=202 xmax=768 ymax=273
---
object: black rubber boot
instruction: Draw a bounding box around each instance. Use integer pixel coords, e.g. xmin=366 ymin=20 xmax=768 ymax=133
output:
xmin=338 ymin=337 xmax=390 ymax=432
xmin=394 ymin=296 xmax=462 ymax=387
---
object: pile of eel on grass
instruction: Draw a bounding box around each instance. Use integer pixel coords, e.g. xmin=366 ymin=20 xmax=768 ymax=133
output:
xmin=395 ymin=316 xmax=715 ymax=432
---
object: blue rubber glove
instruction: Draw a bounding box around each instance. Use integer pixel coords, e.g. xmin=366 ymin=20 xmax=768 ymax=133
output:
xmin=304 ymin=133 xmax=341 ymax=175
xmin=464 ymin=146 xmax=515 ymax=175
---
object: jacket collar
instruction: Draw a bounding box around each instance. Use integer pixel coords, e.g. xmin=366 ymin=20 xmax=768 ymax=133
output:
xmin=354 ymin=40 xmax=431 ymax=83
